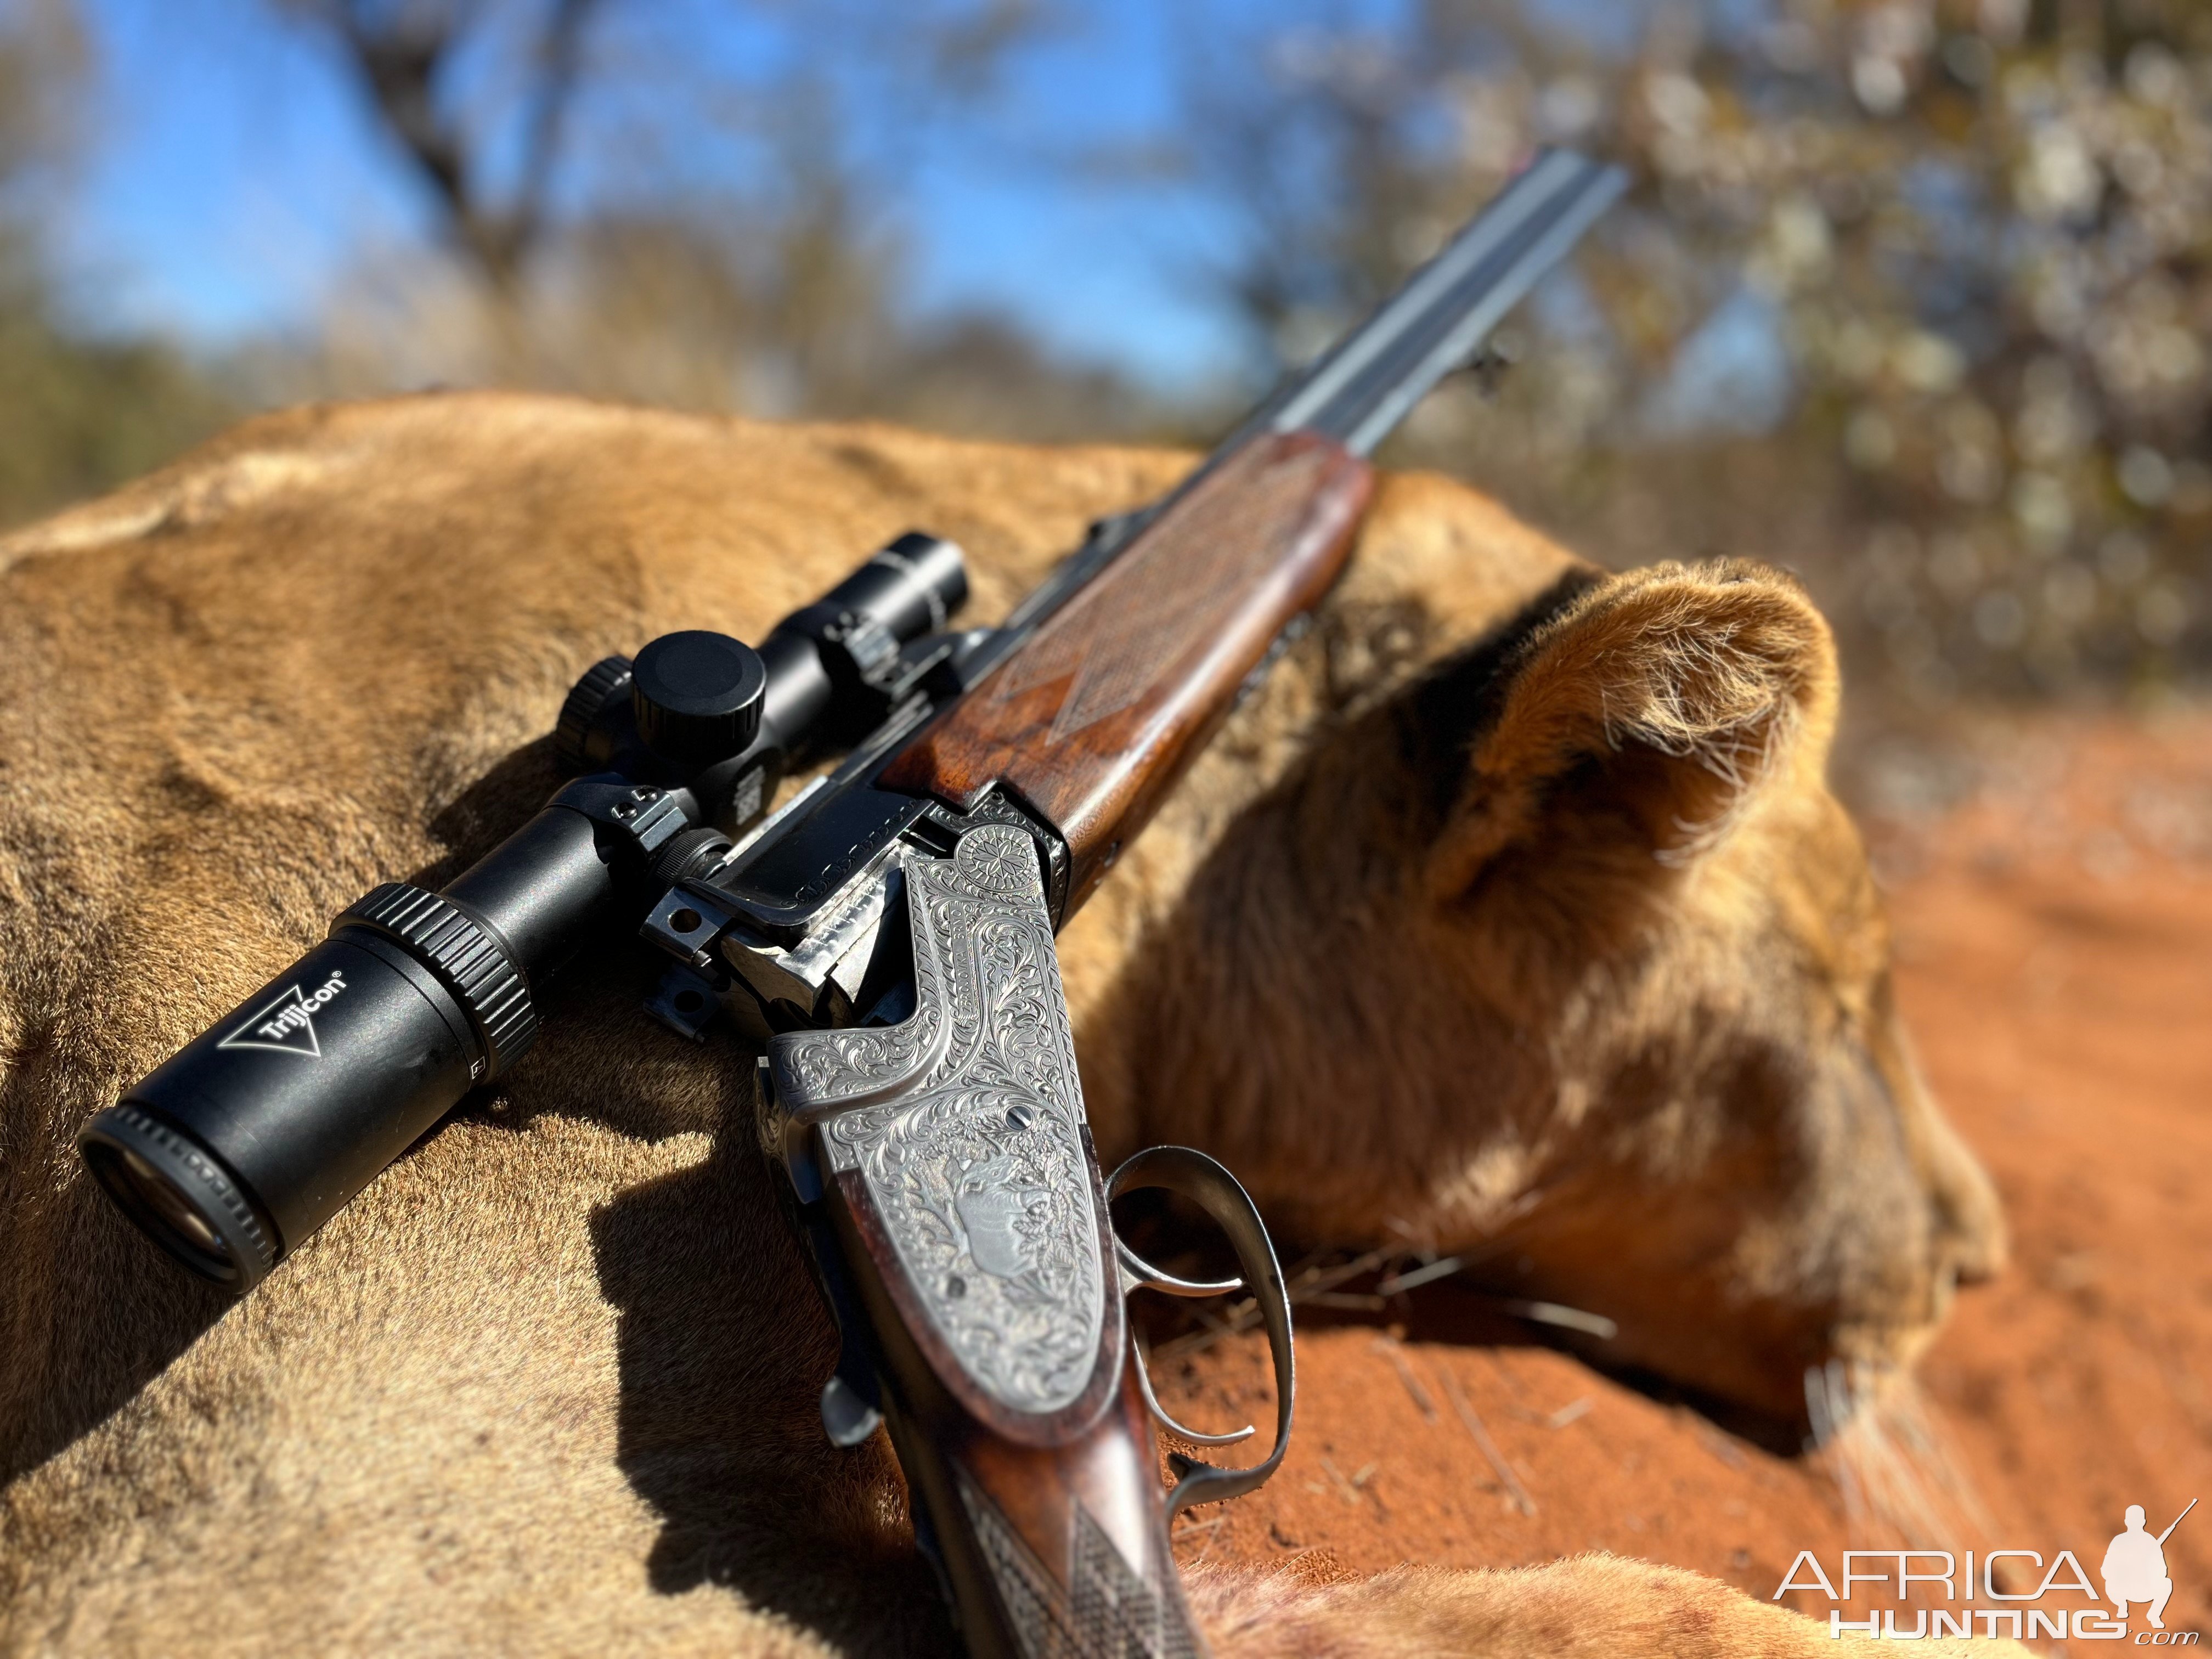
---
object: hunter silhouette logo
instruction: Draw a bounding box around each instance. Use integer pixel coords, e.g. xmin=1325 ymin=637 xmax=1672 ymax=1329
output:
xmin=216 ymin=971 xmax=348 ymax=1059
xmin=2108 ymin=1500 xmax=2196 ymax=1631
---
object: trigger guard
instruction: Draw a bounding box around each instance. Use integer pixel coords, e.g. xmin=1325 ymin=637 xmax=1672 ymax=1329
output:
xmin=1107 ymin=1145 xmax=1295 ymax=1523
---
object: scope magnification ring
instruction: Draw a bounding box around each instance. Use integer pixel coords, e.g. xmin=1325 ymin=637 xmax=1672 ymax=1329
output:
xmin=335 ymin=883 xmax=539 ymax=1076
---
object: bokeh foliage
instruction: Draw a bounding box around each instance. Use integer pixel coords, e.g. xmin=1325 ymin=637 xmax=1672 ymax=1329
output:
xmin=1181 ymin=0 xmax=2210 ymax=697
xmin=7 ymin=0 xmax=2208 ymax=700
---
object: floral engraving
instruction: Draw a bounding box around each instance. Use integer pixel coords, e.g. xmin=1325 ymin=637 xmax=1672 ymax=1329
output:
xmin=775 ymin=823 xmax=1105 ymax=1417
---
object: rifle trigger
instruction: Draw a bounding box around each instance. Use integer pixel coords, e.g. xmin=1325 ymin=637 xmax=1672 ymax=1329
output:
xmin=1130 ymin=1324 xmax=1255 ymax=1449
xmin=1115 ymin=1235 xmax=1240 ymax=1300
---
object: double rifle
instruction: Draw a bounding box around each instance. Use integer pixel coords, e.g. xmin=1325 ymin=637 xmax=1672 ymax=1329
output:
xmin=82 ymin=151 xmax=1622 ymax=1658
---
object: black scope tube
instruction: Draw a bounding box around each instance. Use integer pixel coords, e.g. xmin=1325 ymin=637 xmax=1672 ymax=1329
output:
xmin=81 ymin=536 xmax=968 ymax=1288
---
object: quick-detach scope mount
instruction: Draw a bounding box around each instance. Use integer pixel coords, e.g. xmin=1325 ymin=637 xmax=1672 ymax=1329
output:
xmin=81 ymin=533 xmax=973 ymax=1287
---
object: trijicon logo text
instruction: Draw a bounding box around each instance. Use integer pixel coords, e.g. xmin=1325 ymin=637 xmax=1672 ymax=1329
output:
xmin=216 ymin=972 xmax=348 ymax=1059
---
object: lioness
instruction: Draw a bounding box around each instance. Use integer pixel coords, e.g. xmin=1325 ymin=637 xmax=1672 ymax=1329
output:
xmin=0 ymin=394 xmax=2004 ymax=1655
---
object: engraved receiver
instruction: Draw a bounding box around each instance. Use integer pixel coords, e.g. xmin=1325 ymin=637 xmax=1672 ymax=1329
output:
xmin=637 ymin=151 xmax=1626 ymax=1659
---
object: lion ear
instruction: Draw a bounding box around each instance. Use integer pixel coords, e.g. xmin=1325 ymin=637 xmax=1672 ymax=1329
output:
xmin=1428 ymin=561 xmax=1839 ymax=901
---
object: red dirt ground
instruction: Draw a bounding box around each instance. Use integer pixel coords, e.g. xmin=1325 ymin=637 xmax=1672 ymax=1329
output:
xmin=1153 ymin=709 xmax=2212 ymax=1643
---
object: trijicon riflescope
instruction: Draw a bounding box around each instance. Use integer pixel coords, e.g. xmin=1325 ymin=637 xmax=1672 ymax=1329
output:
xmin=81 ymin=533 xmax=970 ymax=1288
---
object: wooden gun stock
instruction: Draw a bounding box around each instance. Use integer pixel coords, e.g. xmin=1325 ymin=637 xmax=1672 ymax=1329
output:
xmin=880 ymin=431 xmax=1374 ymax=909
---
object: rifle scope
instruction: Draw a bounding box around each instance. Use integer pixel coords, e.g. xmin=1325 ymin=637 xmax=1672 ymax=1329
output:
xmin=81 ymin=534 xmax=968 ymax=1289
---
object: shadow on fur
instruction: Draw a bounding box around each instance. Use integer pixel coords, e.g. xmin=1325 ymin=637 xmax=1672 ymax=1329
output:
xmin=417 ymin=736 xmax=575 ymax=889
xmin=589 ymin=1113 xmax=960 ymax=1657
xmin=0 ymin=1186 xmax=232 ymax=1483
xmin=0 ymin=1029 xmax=232 ymax=1481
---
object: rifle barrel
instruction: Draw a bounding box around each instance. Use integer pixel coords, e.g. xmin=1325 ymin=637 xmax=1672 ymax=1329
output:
xmin=2159 ymin=1497 xmax=2197 ymax=1544
xmin=1240 ymin=147 xmax=1627 ymax=456
xmin=986 ymin=148 xmax=1622 ymax=663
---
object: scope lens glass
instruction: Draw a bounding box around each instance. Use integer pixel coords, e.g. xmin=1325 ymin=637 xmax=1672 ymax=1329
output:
xmin=103 ymin=1146 xmax=237 ymax=1280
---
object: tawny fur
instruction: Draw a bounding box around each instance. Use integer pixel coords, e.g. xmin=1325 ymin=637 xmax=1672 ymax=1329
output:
xmin=0 ymin=394 xmax=2006 ymax=1655
xmin=1186 ymin=1555 xmax=2010 ymax=1657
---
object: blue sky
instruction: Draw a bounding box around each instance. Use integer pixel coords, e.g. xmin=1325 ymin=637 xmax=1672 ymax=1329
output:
xmin=57 ymin=0 xmax=1313 ymax=391
xmin=54 ymin=0 xmax=1776 ymax=417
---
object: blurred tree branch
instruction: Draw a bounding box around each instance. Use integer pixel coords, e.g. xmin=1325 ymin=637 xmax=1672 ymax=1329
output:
xmin=280 ymin=0 xmax=601 ymax=294
xmin=0 ymin=0 xmax=86 ymax=191
xmin=233 ymin=0 xmax=1167 ymax=443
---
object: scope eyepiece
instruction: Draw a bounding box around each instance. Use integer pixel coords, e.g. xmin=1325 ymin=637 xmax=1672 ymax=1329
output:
xmin=81 ymin=1104 xmax=277 ymax=1284
xmin=756 ymin=531 xmax=970 ymax=748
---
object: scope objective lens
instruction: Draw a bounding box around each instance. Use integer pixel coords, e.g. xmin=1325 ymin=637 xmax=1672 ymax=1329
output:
xmin=118 ymin=1148 xmax=229 ymax=1263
